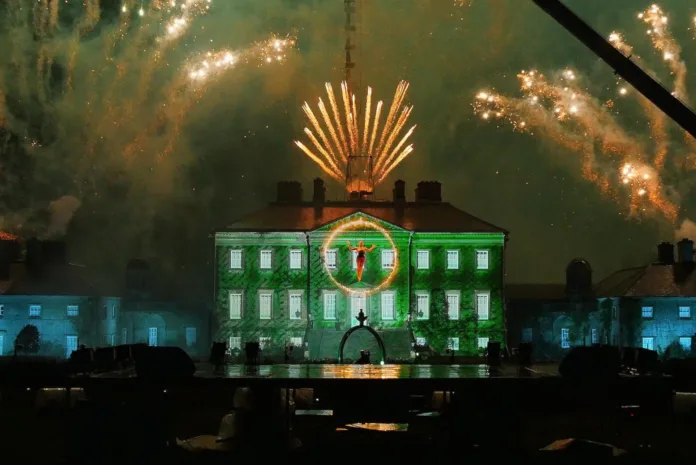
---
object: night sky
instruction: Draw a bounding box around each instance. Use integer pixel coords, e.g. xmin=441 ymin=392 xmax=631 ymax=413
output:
xmin=1 ymin=0 xmax=695 ymax=298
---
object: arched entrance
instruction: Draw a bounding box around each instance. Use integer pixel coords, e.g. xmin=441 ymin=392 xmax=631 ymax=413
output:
xmin=338 ymin=325 xmax=387 ymax=364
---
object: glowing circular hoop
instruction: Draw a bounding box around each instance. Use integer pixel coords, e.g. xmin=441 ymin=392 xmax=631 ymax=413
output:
xmin=322 ymin=217 xmax=398 ymax=296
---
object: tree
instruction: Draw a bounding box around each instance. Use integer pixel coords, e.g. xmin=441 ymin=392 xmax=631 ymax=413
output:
xmin=15 ymin=324 xmax=40 ymax=354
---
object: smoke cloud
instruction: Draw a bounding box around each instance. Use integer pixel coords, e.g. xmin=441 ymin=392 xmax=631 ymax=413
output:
xmin=46 ymin=195 xmax=82 ymax=239
xmin=675 ymin=219 xmax=696 ymax=242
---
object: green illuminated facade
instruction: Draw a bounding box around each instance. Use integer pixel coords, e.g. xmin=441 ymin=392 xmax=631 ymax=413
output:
xmin=213 ymin=179 xmax=508 ymax=361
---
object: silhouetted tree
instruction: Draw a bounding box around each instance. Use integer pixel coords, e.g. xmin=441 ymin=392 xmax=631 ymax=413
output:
xmin=15 ymin=324 xmax=40 ymax=354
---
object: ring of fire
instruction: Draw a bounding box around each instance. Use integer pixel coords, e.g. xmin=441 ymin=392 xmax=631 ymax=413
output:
xmin=322 ymin=217 xmax=398 ymax=296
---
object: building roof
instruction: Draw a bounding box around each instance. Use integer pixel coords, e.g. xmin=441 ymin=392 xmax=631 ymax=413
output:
xmin=222 ymin=202 xmax=508 ymax=234
xmin=0 ymin=231 xmax=19 ymax=241
xmin=506 ymin=283 xmax=567 ymax=301
xmin=595 ymin=262 xmax=696 ymax=298
xmin=0 ymin=263 xmax=119 ymax=297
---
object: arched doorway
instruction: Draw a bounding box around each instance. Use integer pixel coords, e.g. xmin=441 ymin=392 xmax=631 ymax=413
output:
xmin=338 ymin=326 xmax=387 ymax=364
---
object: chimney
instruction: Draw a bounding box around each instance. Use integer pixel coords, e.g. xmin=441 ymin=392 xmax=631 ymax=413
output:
xmin=313 ymin=178 xmax=325 ymax=219
xmin=657 ymin=242 xmax=675 ymax=264
xmin=0 ymin=240 xmax=13 ymax=280
xmin=415 ymin=181 xmax=442 ymax=203
xmin=393 ymin=180 xmax=406 ymax=218
xmin=276 ymin=181 xmax=303 ymax=203
xmin=677 ymin=238 xmax=694 ymax=263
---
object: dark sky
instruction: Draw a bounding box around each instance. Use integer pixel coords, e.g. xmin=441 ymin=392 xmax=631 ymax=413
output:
xmin=1 ymin=0 xmax=695 ymax=296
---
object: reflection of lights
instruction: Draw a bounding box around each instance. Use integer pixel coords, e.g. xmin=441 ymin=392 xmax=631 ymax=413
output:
xmin=323 ymin=217 xmax=398 ymax=296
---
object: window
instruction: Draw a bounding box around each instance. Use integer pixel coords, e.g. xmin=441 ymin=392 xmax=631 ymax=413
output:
xmin=0 ymin=304 xmax=5 ymax=318
xmin=121 ymin=328 xmax=128 ymax=345
xmin=477 ymin=337 xmax=489 ymax=349
xmin=259 ymin=336 xmax=271 ymax=349
xmin=67 ymin=305 xmax=79 ymax=317
xmin=111 ymin=305 xmax=116 ymax=319
xmin=381 ymin=249 xmax=395 ymax=269
xmin=259 ymin=292 xmax=272 ymax=320
xmin=679 ymin=306 xmax=691 ymax=319
xmin=521 ymin=328 xmax=532 ymax=343
xmin=416 ymin=292 xmax=429 ymax=320
xmin=323 ymin=292 xmax=337 ymax=320
xmin=680 ymin=337 xmax=692 ymax=351
xmin=612 ymin=305 xmax=617 ymax=319
xmin=447 ymin=337 xmax=460 ymax=351
xmin=476 ymin=250 xmax=489 ymax=270
xmin=415 ymin=337 xmax=426 ymax=347
xmin=108 ymin=334 xmax=115 ymax=346
xmin=228 ymin=336 xmax=241 ymax=352
xmin=381 ymin=291 xmax=395 ymax=320
xmin=641 ymin=306 xmax=653 ymax=319
xmin=29 ymin=304 xmax=41 ymax=317
xmin=591 ymin=328 xmax=599 ymax=344
xmin=475 ymin=291 xmax=490 ymax=320
xmin=230 ymin=249 xmax=242 ymax=269
xmin=290 ymin=337 xmax=303 ymax=348
xmin=0 ymin=331 xmax=4 ymax=356
xmin=289 ymin=249 xmax=302 ymax=269
xmin=351 ymin=250 xmax=366 ymax=270
xmin=185 ymin=327 xmax=197 ymax=347
xmin=229 ymin=292 xmax=242 ymax=319
xmin=446 ymin=291 xmax=460 ymax=320
xmin=325 ymin=248 xmax=337 ymax=269
xmin=642 ymin=337 xmax=655 ymax=351
xmin=416 ymin=250 xmax=430 ymax=269
xmin=561 ymin=328 xmax=570 ymax=348
xmin=66 ymin=335 xmax=78 ymax=358
xmin=289 ymin=292 xmax=302 ymax=320
xmin=260 ymin=250 xmax=272 ymax=269
xmin=446 ymin=250 xmax=459 ymax=269
xmin=148 ymin=328 xmax=158 ymax=347
xmin=351 ymin=293 xmax=367 ymax=324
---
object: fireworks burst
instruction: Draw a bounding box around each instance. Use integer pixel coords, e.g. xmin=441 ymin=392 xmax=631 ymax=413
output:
xmin=472 ymin=3 xmax=696 ymax=223
xmin=295 ymin=81 xmax=416 ymax=190
xmin=0 ymin=0 xmax=295 ymax=200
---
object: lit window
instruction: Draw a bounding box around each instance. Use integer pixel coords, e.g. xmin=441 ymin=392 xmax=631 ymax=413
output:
xmin=521 ymin=328 xmax=532 ymax=342
xmin=121 ymin=328 xmax=128 ymax=345
xmin=591 ymin=328 xmax=599 ymax=344
xmin=290 ymin=337 xmax=303 ymax=348
xmin=259 ymin=292 xmax=272 ymax=320
xmin=381 ymin=249 xmax=395 ymax=269
xmin=325 ymin=249 xmax=337 ymax=269
xmin=561 ymin=328 xmax=570 ymax=349
xmin=230 ymin=250 xmax=242 ymax=269
xmin=0 ymin=331 xmax=4 ymax=356
xmin=477 ymin=337 xmax=489 ymax=349
xmin=323 ymin=292 xmax=337 ymax=320
xmin=642 ymin=337 xmax=654 ymax=351
xmin=416 ymin=250 xmax=430 ymax=269
xmin=148 ymin=327 xmax=158 ymax=347
xmin=446 ymin=250 xmax=459 ymax=269
xmin=259 ymin=336 xmax=271 ymax=349
xmin=475 ymin=291 xmax=490 ymax=320
xmin=228 ymin=336 xmax=241 ymax=352
xmin=641 ymin=306 xmax=653 ymax=318
xmin=679 ymin=337 xmax=692 ymax=351
xmin=447 ymin=337 xmax=459 ymax=351
xmin=476 ymin=250 xmax=489 ymax=270
xmin=351 ymin=293 xmax=367 ymax=324
xmin=260 ymin=250 xmax=272 ymax=269
xmin=65 ymin=335 xmax=78 ymax=358
xmin=381 ymin=291 xmax=395 ymax=320
xmin=415 ymin=337 xmax=426 ymax=346
xmin=416 ymin=292 xmax=429 ymax=320
xmin=108 ymin=334 xmax=115 ymax=346
xmin=111 ymin=305 xmax=116 ymax=319
xmin=229 ymin=292 xmax=242 ymax=319
xmin=29 ymin=304 xmax=41 ymax=317
xmin=0 ymin=305 xmax=4 ymax=318
xmin=67 ymin=305 xmax=79 ymax=317
xmin=289 ymin=249 xmax=302 ymax=269
xmin=185 ymin=327 xmax=197 ymax=347
xmin=351 ymin=250 xmax=367 ymax=270
xmin=679 ymin=306 xmax=691 ymax=319
xmin=289 ymin=292 xmax=302 ymax=320
xmin=446 ymin=291 xmax=460 ymax=320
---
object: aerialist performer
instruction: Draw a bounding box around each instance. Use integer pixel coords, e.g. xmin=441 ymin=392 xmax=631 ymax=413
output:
xmin=347 ymin=240 xmax=375 ymax=282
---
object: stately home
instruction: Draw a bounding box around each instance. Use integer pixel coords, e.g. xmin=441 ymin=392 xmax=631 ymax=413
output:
xmin=213 ymin=179 xmax=508 ymax=361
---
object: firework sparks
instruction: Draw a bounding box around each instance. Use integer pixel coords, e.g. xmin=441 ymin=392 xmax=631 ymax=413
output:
xmin=295 ymin=81 xmax=416 ymax=190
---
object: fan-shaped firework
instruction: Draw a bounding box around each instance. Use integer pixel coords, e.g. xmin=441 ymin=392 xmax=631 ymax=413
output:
xmin=295 ymin=81 xmax=416 ymax=190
